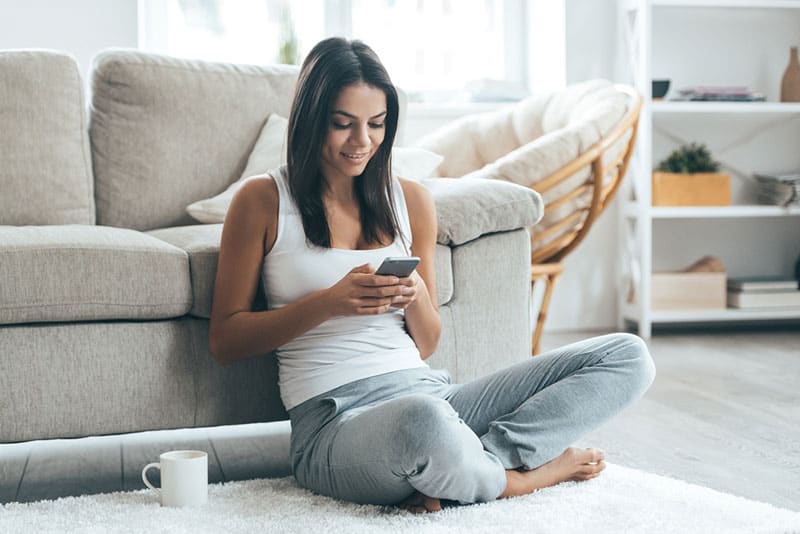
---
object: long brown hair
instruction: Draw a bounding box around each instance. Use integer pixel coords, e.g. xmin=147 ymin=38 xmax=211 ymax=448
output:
xmin=286 ymin=37 xmax=402 ymax=249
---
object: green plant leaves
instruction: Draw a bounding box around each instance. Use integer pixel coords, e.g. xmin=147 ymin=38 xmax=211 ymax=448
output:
xmin=656 ymin=142 xmax=720 ymax=173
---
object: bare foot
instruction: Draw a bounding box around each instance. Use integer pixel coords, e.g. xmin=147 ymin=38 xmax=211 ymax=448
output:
xmin=399 ymin=490 xmax=443 ymax=514
xmin=500 ymin=447 xmax=606 ymax=499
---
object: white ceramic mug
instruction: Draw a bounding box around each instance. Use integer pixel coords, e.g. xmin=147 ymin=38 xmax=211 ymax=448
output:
xmin=141 ymin=450 xmax=208 ymax=507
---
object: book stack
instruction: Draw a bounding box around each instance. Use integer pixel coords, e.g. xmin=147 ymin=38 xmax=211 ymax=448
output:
xmin=753 ymin=172 xmax=800 ymax=207
xmin=727 ymin=277 xmax=800 ymax=309
xmin=672 ymin=86 xmax=766 ymax=102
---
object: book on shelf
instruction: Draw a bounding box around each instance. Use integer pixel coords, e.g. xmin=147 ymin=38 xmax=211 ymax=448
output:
xmin=727 ymin=288 xmax=800 ymax=309
xmin=671 ymin=86 xmax=766 ymax=102
xmin=727 ymin=276 xmax=799 ymax=292
xmin=753 ymin=172 xmax=800 ymax=207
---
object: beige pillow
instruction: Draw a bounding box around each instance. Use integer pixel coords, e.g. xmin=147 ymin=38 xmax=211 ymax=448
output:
xmin=186 ymin=114 xmax=443 ymax=223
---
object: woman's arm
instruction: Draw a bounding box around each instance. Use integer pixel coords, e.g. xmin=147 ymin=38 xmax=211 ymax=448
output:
xmin=208 ymin=178 xmax=334 ymax=364
xmin=397 ymin=178 xmax=441 ymax=359
xmin=209 ymin=177 xmax=406 ymax=364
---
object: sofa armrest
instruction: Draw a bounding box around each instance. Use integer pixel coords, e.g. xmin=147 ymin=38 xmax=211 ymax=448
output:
xmin=422 ymin=177 xmax=543 ymax=246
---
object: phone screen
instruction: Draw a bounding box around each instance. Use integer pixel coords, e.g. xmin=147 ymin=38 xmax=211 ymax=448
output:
xmin=375 ymin=257 xmax=420 ymax=277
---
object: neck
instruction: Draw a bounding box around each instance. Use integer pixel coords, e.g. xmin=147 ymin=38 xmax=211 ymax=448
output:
xmin=322 ymin=176 xmax=356 ymax=204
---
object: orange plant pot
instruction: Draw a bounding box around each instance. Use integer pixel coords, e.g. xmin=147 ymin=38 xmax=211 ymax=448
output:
xmin=652 ymin=172 xmax=731 ymax=206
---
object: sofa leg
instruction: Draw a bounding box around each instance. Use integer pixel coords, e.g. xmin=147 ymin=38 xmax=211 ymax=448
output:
xmin=530 ymin=262 xmax=565 ymax=355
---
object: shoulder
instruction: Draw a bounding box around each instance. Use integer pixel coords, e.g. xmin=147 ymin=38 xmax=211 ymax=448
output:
xmin=229 ymin=174 xmax=278 ymax=219
xmin=224 ymin=174 xmax=280 ymax=251
xmin=397 ymin=178 xmax=436 ymax=239
xmin=397 ymin=177 xmax=434 ymax=215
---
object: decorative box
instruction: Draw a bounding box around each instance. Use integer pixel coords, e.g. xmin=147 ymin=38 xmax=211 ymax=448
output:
xmin=651 ymin=272 xmax=727 ymax=310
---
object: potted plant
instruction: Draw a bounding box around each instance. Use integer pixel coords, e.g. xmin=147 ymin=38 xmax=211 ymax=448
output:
xmin=652 ymin=143 xmax=731 ymax=206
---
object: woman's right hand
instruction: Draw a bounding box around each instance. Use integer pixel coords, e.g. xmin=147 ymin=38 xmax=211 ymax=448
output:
xmin=324 ymin=263 xmax=406 ymax=316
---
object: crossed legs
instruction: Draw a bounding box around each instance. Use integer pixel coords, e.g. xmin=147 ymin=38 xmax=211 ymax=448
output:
xmin=294 ymin=333 xmax=656 ymax=511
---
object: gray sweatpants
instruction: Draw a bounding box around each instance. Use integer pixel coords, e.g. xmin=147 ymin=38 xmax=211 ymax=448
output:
xmin=288 ymin=333 xmax=656 ymax=506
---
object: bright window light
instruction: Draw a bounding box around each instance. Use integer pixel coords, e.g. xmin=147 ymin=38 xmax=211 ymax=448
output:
xmin=138 ymin=0 xmax=539 ymax=103
xmin=349 ymin=0 xmax=515 ymax=102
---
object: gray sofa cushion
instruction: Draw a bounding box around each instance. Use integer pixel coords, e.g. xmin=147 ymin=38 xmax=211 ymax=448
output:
xmin=0 ymin=50 xmax=94 ymax=225
xmin=146 ymin=224 xmax=226 ymax=319
xmin=89 ymin=49 xmax=299 ymax=231
xmin=0 ymin=226 xmax=191 ymax=325
xmin=146 ymin=225 xmax=455 ymax=319
xmin=421 ymin=177 xmax=543 ymax=246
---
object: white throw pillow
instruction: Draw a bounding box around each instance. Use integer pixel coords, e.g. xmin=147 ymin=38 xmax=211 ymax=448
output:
xmin=186 ymin=113 xmax=287 ymax=224
xmin=186 ymin=114 xmax=444 ymax=223
xmin=391 ymin=146 xmax=444 ymax=182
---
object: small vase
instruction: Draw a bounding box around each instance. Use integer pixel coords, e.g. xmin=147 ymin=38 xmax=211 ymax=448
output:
xmin=780 ymin=46 xmax=800 ymax=102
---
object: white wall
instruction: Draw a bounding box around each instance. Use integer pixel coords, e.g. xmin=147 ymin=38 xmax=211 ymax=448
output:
xmin=0 ymin=0 xmax=623 ymax=333
xmin=0 ymin=0 xmax=138 ymax=82
xmin=545 ymin=0 xmax=620 ymax=332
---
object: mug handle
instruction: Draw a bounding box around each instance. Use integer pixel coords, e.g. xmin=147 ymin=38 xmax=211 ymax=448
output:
xmin=141 ymin=462 xmax=161 ymax=492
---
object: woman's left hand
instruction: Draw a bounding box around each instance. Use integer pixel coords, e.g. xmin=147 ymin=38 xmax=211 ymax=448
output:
xmin=391 ymin=271 xmax=423 ymax=309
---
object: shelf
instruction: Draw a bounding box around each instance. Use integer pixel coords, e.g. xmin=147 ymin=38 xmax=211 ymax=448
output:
xmin=624 ymin=203 xmax=800 ymax=218
xmin=624 ymin=304 xmax=800 ymax=323
xmin=651 ymin=101 xmax=800 ymax=114
xmin=651 ymin=0 xmax=800 ymax=9
xmin=618 ymin=0 xmax=800 ymax=337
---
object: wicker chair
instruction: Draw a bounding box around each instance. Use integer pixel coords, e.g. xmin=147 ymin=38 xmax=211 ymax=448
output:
xmin=414 ymin=81 xmax=642 ymax=354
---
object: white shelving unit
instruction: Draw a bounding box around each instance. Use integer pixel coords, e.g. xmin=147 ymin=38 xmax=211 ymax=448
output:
xmin=617 ymin=0 xmax=800 ymax=337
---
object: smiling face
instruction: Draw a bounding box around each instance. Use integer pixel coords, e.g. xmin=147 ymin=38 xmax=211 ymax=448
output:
xmin=319 ymin=81 xmax=387 ymax=186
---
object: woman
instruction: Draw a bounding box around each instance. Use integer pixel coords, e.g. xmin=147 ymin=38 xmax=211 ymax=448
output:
xmin=209 ymin=37 xmax=656 ymax=514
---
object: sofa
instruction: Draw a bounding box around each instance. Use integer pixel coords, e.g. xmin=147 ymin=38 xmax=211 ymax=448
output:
xmin=0 ymin=48 xmax=542 ymax=453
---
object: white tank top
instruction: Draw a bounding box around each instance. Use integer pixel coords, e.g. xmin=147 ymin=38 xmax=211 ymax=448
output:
xmin=262 ymin=164 xmax=428 ymax=411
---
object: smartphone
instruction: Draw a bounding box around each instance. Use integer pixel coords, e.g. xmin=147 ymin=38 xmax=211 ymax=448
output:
xmin=374 ymin=256 xmax=420 ymax=277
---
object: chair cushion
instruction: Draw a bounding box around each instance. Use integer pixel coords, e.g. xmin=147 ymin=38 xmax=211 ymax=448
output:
xmin=89 ymin=50 xmax=299 ymax=231
xmin=0 ymin=226 xmax=191 ymax=325
xmin=541 ymin=79 xmax=627 ymax=135
xmin=412 ymin=92 xmax=553 ymax=178
xmin=413 ymin=79 xmax=627 ymax=184
xmin=146 ymin=225 xmax=456 ymax=319
xmin=0 ymin=50 xmax=94 ymax=225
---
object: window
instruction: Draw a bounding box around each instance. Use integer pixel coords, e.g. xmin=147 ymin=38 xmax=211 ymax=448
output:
xmin=348 ymin=0 xmax=521 ymax=102
xmin=138 ymin=0 xmax=324 ymax=67
xmin=139 ymin=0 xmax=563 ymax=103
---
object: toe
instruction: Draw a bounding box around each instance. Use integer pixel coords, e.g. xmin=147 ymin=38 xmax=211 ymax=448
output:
xmin=578 ymin=459 xmax=605 ymax=475
xmin=424 ymin=497 xmax=442 ymax=512
xmin=585 ymin=448 xmax=605 ymax=463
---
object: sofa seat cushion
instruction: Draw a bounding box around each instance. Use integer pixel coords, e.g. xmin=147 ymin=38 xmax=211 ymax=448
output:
xmin=146 ymin=224 xmax=225 ymax=319
xmin=0 ymin=226 xmax=191 ymax=325
xmin=146 ymin=225 xmax=457 ymax=319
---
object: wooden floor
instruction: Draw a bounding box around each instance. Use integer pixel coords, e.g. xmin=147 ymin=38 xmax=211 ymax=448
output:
xmin=543 ymin=327 xmax=800 ymax=512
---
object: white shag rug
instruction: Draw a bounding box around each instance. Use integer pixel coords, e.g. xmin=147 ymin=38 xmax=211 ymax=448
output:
xmin=2 ymin=462 xmax=799 ymax=534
